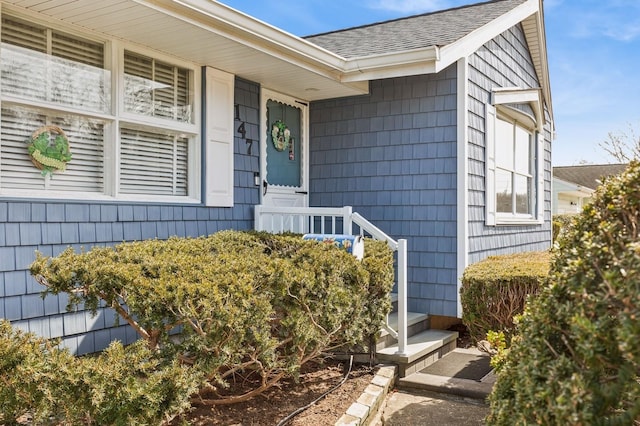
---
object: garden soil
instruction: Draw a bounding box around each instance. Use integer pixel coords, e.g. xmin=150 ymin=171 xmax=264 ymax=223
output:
xmin=171 ymin=359 xmax=374 ymax=426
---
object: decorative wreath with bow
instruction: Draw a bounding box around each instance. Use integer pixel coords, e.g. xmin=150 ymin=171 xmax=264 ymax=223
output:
xmin=271 ymin=120 xmax=291 ymax=151
xmin=28 ymin=125 xmax=72 ymax=177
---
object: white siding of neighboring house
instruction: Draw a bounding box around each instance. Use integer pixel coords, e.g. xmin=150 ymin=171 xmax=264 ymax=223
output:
xmin=552 ymin=178 xmax=593 ymax=214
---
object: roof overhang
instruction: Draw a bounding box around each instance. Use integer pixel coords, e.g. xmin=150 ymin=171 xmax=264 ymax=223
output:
xmin=438 ymin=0 xmax=553 ymax=130
xmin=340 ymin=47 xmax=440 ymax=82
xmin=1 ymin=0 xmax=553 ymax=116
xmin=553 ymin=177 xmax=595 ymax=197
xmin=0 ymin=0 xmax=367 ymax=101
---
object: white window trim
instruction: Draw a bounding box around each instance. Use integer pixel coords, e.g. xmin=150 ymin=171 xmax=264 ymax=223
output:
xmin=0 ymin=11 xmax=204 ymax=204
xmin=485 ymin=87 xmax=544 ymax=226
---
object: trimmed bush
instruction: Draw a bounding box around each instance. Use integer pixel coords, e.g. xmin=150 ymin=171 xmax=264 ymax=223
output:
xmin=0 ymin=320 xmax=200 ymax=425
xmin=29 ymin=231 xmax=394 ymax=404
xmin=487 ymin=162 xmax=640 ymax=424
xmin=460 ymin=251 xmax=550 ymax=344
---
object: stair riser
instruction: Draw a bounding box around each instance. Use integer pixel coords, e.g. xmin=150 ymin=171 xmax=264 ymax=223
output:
xmin=376 ymin=330 xmax=459 ymax=378
xmin=376 ymin=317 xmax=431 ymax=351
xmin=391 ymin=339 xmax=456 ymax=377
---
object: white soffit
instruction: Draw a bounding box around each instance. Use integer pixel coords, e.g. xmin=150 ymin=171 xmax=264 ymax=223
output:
xmin=1 ymin=0 xmax=368 ymax=101
xmin=2 ymin=0 xmax=552 ymax=112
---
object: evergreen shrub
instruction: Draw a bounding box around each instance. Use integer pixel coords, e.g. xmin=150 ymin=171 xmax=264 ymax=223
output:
xmin=552 ymin=213 xmax=576 ymax=242
xmin=460 ymin=251 xmax=550 ymax=343
xmin=0 ymin=320 xmax=200 ymax=425
xmin=29 ymin=231 xmax=394 ymax=404
xmin=487 ymin=162 xmax=640 ymax=425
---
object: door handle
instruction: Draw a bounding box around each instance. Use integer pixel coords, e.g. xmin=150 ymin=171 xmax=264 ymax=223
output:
xmin=263 ymin=180 xmax=268 ymax=196
xmin=295 ymin=191 xmax=308 ymax=195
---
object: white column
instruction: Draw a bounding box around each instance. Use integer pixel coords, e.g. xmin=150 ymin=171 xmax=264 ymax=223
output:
xmin=396 ymin=238 xmax=408 ymax=356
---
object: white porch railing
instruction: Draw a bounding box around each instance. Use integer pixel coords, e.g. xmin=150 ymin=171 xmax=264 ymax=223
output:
xmin=254 ymin=205 xmax=408 ymax=355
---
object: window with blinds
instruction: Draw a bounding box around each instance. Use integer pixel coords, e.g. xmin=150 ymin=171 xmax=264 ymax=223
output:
xmin=124 ymin=51 xmax=192 ymax=123
xmin=120 ymin=128 xmax=188 ymax=196
xmin=0 ymin=16 xmax=110 ymax=113
xmin=0 ymin=106 xmax=104 ymax=192
xmin=0 ymin=13 xmax=198 ymax=201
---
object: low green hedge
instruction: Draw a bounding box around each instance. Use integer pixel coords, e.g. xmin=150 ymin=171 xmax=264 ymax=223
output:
xmin=0 ymin=320 xmax=200 ymax=425
xmin=29 ymin=230 xmax=394 ymax=405
xmin=460 ymin=251 xmax=551 ymax=344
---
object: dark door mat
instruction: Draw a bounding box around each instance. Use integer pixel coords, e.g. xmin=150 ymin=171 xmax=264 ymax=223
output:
xmin=420 ymin=351 xmax=492 ymax=381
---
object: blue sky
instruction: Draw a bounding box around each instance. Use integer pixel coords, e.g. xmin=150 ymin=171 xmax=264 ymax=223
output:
xmin=219 ymin=0 xmax=640 ymax=166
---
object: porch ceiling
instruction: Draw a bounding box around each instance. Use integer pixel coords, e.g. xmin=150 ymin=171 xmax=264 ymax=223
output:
xmin=2 ymin=0 xmax=369 ymax=101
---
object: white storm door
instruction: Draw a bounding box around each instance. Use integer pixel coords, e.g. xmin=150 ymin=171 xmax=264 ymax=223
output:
xmin=260 ymin=89 xmax=309 ymax=211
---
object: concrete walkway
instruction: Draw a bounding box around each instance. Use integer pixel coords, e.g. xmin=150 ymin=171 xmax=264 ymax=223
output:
xmin=373 ymin=389 xmax=489 ymax=425
xmin=371 ymin=348 xmax=493 ymax=425
xmin=335 ymin=348 xmax=495 ymax=425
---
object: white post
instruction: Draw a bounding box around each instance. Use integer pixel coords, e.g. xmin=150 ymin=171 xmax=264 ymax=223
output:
xmin=343 ymin=206 xmax=353 ymax=235
xmin=254 ymin=205 xmax=263 ymax=231
xmin=396 ymin=238 xmax=408 ymax=356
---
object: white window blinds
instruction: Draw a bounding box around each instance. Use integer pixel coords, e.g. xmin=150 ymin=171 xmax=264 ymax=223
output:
xmin=119 ymin=128 xmax=188 ymax=196
xmin=124 ymin=51 xmax=192 ymax=123
xmin=0 ymin=13 xmax=199 ymax=201
xmin=0 ymin=16 xmax=109 ymax=113
xmin=0 ymin=107 xmax=104 ymax=192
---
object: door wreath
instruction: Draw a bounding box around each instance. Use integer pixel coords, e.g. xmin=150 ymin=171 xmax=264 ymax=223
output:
xmin=28 ymin=125 xmax=72 ymax=177
xmin=271 ymin=120 xmax=290 ymax=151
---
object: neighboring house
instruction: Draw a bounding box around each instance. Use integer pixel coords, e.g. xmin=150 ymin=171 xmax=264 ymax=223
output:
xmin=0 ymin=0 xmax=553 ymax=355
xmin=552 ymin=164 xmax=627 ymax=214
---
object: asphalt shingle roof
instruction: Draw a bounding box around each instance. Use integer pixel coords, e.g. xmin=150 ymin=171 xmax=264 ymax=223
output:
xmin=305 ymin=0 xmax=527 ymax=58
xmin=553 ymin=164 xmax=628 ymax=190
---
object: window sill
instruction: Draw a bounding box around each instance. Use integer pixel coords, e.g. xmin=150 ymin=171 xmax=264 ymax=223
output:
xmin=0 ymin=190 xmax=202 ymax=205
xmin=494 ymin=215 xmax=543 ymax=226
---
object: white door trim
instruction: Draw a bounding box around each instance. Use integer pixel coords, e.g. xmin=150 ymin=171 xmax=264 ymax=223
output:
xmin=260 ymin=88 xmax=310 ymax=208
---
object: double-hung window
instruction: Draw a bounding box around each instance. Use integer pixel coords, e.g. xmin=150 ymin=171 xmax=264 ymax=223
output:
xmin=0 ymin=14 xmax=200 ymax=202
xmin=485 ymin=88 xmax=545 ymax=226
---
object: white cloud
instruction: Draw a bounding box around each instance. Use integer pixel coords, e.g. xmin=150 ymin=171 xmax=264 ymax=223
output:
xmin=555 ymin=2 xmax=640 ymax=42
xmin=602 ymin=22 xmax=640 ymax=42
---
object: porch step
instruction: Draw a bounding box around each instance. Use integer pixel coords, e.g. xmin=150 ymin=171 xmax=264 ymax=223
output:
xmin=376 ymin=329 xmax=458 ymax=377
xmin=397 ymin=348 xmax=496 ymax=400
xmin=377 ymin=311 xmax=430 ymax=351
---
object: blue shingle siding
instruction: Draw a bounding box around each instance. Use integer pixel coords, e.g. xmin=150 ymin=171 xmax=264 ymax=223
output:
xmin=467 ymin=23 xmax=552 ymax=264
xmin=0 ymin=77 xmax=262 ymax=354
xmin=310 ymin=67 xmax=459 ymax=317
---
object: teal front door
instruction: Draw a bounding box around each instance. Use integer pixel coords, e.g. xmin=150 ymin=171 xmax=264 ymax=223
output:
xmin=261 ymin=89 xmax=308 ymax=211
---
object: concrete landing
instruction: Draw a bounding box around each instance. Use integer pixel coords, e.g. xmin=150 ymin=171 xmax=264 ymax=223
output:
xmin=398 ymin=348 xmax=495 ymax=400
xmin=374 ymin=389 xmax=489 ymax=426
xmin=377 ymin=329 xmax=458 ymax=377
xmin=371 ymin=348 xmax=495 ymax=425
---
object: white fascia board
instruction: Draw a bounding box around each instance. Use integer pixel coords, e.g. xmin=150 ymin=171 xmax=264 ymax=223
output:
xmin=531 ymin=1 xmax=554 ymax=130
xmin=157 ymin=0 xmax=348 ymax=76
xmin=492 ymin=87 xmax=544 ymax=131
xmin=340 ymin=46 xmax=439 ymax=82
xmin=148 ymin=0 xmax=439 ymax=89
xmin=561 ymin=190 xmax=595 ymax=199
xmin=435 ymin=0 xmax=538 ymax=73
